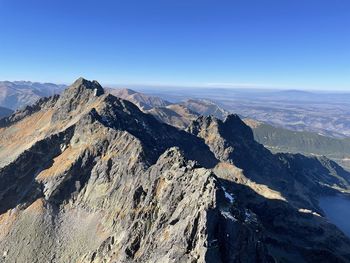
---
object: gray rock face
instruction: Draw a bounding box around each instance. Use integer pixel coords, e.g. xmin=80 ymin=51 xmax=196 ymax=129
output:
xmin=0 ymin=78 xmax=350 ymax=263
xmin=52 ymin=77 xmax=104 ymax=122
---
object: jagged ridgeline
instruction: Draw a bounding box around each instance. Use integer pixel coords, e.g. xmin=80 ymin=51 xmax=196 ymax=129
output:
xmin=0 ymin=78 xmax=350 ymax=263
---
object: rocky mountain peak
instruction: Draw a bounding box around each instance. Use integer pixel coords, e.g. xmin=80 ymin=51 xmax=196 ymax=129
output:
xmin=222 ymin=114 xmax=254 ymax=141
xmin=52 ymin=78 xmax=105 ymax=122
xmin=188 ymin=114 xmax=255 ymax=145
xmin=187 ymin=114 xmax=283 ymax=180
xmin=70 ymin=77 xmax=104 ymax=97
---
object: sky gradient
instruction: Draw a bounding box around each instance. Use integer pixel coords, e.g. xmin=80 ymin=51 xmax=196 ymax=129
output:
xmin=0 ymin=0 xmax=349 ymax=90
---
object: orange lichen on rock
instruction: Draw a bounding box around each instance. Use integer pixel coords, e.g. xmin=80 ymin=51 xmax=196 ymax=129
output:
xmin=155 ymin=177 xmax=166 ymax=198
xmin=0 ymin=209 xmax=19 ymax=239
xmin=215 ymin=162 xmax=286 ymax=201
xmin=25 ymin=198 xmax=46 ymax=214
xmin=162 ymin=229 xmax=170 ymax=241
xmin=36 ymin=145 xmax=82 ymax=180
xmin=0 ymin=109 xmax=54 ymax=167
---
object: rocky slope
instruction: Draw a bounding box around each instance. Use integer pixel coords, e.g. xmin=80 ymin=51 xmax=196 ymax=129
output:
xmin=181 ymin=99 xmax=229 ymax=120
xmin=146 ymin=104 xmax=199 ymax=129
xmin=0 ymin=78 xmax=350 ymax=262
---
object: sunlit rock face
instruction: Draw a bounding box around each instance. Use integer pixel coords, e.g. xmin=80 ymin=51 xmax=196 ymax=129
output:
xmin=0 ymin=78 xmax=350 ymax=263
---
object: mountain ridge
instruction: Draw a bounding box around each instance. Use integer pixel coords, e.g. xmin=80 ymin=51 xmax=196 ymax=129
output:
xmin=1 ymin=78 xmax=350 ymax=262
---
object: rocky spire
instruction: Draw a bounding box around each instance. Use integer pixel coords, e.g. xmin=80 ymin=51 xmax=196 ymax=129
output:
xmin=67 ymin=77 xmax=104 ymax=97
xmin=222 ymin=114 xmax=254 ymax=141
xmin=51 ymin=77 xmax=105 ymax=122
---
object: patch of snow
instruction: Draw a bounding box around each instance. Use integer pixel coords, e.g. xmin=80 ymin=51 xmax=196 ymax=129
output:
xmin=244 ymin=209 xmax=258 ymax=224
xmin=298 ymin=208 xmax=321 ymax=217
xmin=220 ymin=210 xmax=238 ymax=222
xmin=222 ymin=186 xmax=235 ymax=204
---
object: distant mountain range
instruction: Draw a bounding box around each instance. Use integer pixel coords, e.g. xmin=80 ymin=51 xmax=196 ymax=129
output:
xmin=107 ymin=88 xmax=350 ymax=172
xmin=108 ymin=88 xmax=229 ymax=129
xmin=107 ymin=88 xmax=171 ymax=110
xmin=135 ymin=87 xmax=350 ymax=138
xmin=0 ymin=81 xmax=65 ymax=110
xmin=181 ymin=99 xmax=229 ymax=120
xmin=3 ymin=81 xmax=350 ymax=139
xmin=1 ymin=78 xmax=350 ymax=262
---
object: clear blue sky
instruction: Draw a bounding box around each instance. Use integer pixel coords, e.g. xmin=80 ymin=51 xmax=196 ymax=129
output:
xmin=0 ymin=0 xmax=349 ymax=90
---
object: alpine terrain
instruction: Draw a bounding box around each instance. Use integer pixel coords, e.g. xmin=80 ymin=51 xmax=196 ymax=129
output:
xmin=1 ymin=78 xmax=350 ymax=263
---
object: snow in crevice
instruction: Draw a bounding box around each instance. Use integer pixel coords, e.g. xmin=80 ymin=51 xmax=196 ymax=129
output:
xmin=244 ymin=209 xmax=258 ymax=224
xmin=222 ymin=186 xmax=235 ymax=204
xmin=220 ymin=210 xmax=238 ymax=222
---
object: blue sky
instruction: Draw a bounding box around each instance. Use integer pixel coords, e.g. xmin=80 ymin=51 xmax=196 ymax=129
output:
xmin=0 ymin=0 xmax=349 ymax=90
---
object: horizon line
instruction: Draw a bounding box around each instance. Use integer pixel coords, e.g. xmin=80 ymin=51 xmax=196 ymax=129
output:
xmin=1 ymin=78 xmax=350 ymax=92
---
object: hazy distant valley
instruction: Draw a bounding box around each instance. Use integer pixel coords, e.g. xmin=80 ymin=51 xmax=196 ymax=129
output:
xmin=137 ymin=87 xmax=350 ymax=138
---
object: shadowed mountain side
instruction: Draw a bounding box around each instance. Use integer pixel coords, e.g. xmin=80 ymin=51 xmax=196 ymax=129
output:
xmin=245 ymin=119 xmax=350 ymax=171
xmin=215 ymin=177 xmax=350 ymax=263
xmin=0 ymin=107 xmax=13 ymax=119
xmin=188 ymin=114 xmax=350 ymax=211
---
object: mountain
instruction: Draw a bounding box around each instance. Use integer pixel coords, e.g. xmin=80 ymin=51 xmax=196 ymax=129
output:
xmin=139 ymin=87 xmax=350 ymax=138
xmin=181 ymin=99 xmax=229 ymax=120
xmin=107 ymin=88 xmax=171 ymax=110
xmin=108 ymin=88 xmax=228 ymax=129
xmin=146 ymin=104 xmax=199 ymax=129
xmin=0 ymin=106 xmax=13 ymax=119
xmin=0 ymin=81 xmax=66 ymax=110
xmin=245 ymin=119 xmax=350 ymax=171
xmin=1 ymin=78 xmax=350 ymax=262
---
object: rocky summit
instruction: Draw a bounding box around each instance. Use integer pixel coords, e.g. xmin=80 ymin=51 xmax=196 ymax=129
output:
xmin=0 ymin=78 xmax=350 ymax=263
